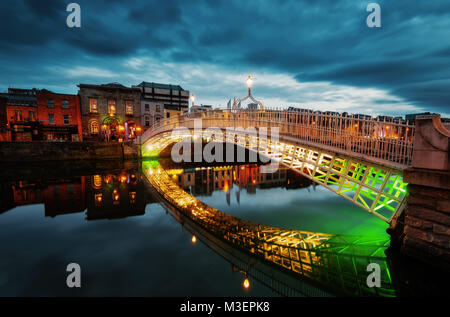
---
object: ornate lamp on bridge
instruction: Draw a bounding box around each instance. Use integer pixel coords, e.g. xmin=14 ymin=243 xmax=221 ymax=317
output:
xmin=232 ymin=75 xmax=265 ymax=110
xmin=190 ymin=93 xmax=195 ymax=108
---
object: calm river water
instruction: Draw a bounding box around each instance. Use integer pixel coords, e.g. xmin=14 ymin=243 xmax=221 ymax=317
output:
xmin=0 ymin=160 xmax=446 ymax=296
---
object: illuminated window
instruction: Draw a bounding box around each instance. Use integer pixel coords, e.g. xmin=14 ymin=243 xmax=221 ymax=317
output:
xmin=14 ymin=110 xmax=22 ymax=121
xmin=62 ymin=100 xmax=69 ymax=109
xmin=156 ymin=105 xmax=160 ymax=112
xmin=145 ymin=116 xmax=150 ymax=127
xmin=90 ymin=120 xmax=99 ymax=134
xmin=28 ymin=110 xmax=36 ymax=121
xmin=125 ymin=100 xmax=133 ymax=115
xmin=108 ymin=99 xmax=116 ymax=115
xmin=89 ymin=98 xmax=98 ymax=113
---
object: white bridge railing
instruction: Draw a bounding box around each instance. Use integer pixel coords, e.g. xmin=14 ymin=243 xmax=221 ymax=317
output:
xmin=139 ymin=109 xmax=415 ymax=169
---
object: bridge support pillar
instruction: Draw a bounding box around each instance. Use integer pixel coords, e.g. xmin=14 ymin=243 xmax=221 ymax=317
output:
xmin=394 ymin=115 xmax=450 ymax=269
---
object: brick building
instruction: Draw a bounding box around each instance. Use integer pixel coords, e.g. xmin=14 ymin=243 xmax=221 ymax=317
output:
xmin=0 ymin=96 xmax=8 ymax=141
xmin=36 ymin=89 xmax=82 ymax=141
xmin=0 ymin=88 xmax=40 ymax=141
xmin=78 ymin=83 xmax=141 ymax=141
xmin=0 ymin=88 xmax=83 ymax=141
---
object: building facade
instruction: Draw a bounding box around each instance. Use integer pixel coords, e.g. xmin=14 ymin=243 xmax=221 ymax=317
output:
xmin=134 ymin=82 xmax=189 ymax=131
xmin=36 ymin=89 xmax=82 ymax=141
xmin=78 ymin=83 xmax=141 ymax=141
xmin=0 ymin=96 xmax=8 ymax=141
xmin=0 ymin=88 xmax=40 ymax=141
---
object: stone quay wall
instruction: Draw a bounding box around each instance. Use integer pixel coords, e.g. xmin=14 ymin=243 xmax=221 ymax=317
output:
xmin=0 ymin=141 xmax=139 ymax=162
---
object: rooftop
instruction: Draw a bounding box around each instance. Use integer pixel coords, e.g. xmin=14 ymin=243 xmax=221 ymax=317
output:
xmin=136 ymin=81 xmax=185 ymax=91
xmin=78 ymin=82 xmax=140 ymax=91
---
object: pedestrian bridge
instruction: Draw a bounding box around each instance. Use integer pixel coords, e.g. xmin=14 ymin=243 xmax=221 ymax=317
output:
xmin=138 ymin=109 xmax=415 ymax=224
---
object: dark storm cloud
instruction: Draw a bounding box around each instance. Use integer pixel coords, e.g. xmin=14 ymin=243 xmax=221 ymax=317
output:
xmin=0 ymin=0 xmax=449 ymax=114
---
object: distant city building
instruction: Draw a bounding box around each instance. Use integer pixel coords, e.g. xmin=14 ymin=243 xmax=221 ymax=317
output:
xmin=190 ymin=105 xmax=212 ymax=113
xmin=134 ymin=81 xmax=189 ymax=131
xmin=351 ymin=113 xmax=372 ymax=120
xmin=287 ymin=107 xmax=313 ymax=113
xmin=77 ymin=83 xmax=141 ymax=141
xmin=405 ymin=112 xmax=437 ymax=122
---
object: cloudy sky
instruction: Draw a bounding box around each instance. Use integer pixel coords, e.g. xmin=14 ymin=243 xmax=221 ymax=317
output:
xmin=0 ymin=0 xmax=449 ymax=117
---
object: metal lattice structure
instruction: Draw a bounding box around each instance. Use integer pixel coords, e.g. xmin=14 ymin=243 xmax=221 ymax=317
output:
xmin=142 ymin=161 xmax=396 ymax=296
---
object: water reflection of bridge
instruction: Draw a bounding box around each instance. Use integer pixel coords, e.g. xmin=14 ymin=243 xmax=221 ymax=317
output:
xmin=142 ymin=160 xmax=395 ymax=297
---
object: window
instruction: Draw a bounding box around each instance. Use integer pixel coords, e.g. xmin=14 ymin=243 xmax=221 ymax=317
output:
xmin=145 ymin=116 xmax=150 ymax=127
xmin=48 ymin=114 xmax=55 ymax=125
xmin=108 ymin=99 xmax=116 ymax=115
xmin=156 ymin=105 xmax=160 ymax=112
xmin=62 ymin=100 xmax=69 ymax=109
xmin=145 ymin=104 xmax=149 ymax=112
xmin=14 ymin=110 xmax=22 ymax=121
xmin=89 ymin=98 xmax=98 ymax=113
xmin=28 ymin=111 xmax=36 ymax=121
xmin=125 ymin=100 xmax=133 ymax=115
xmin=63 ymin=115 xmax=69 ymax=125
xmin=90 ymin=120 xmax=99 ymax=134
xmin=47 ymin=99 xmax=54 ymax=108
xmin=166 ymin=113 xmax=170 ymax=118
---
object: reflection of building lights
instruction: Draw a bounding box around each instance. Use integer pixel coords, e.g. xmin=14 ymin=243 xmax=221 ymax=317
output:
xmin=191 ymin=235 xmax=197 ymax=243
xmin=129 ymin=191 xmax=136 ymax=204
xmin=223 ymin=183 xmax=229 ymax=192
xmin=243 ymin=278 xmax=250 ymax=289
xmin=94 ymin=193 xmax=103 ymax=206
xmin=112 ymin=189 xmax=120 ymax=204
xmin=93 ymin=175 xmax=102 ymax=188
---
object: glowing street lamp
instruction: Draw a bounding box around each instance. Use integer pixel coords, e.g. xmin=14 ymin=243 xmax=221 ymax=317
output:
xmin=246 ymin=75 xmax=253 ymax=95
xmin=246 ymin=75 xmax=253 ymax=88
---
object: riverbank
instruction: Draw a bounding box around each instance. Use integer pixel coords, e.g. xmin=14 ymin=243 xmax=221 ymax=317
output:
xmin=0 ymin=141 xmax=139 ymax=162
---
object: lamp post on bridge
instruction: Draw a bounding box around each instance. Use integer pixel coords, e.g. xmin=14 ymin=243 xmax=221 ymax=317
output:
xmin=190 ymin=94 xmax=195 ymax=108
xmin=232 ymin=75 xmax=265 ymax=110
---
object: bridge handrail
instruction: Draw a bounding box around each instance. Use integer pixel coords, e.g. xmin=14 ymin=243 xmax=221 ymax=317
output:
xmin=140 ymin=109 xmax=416 ymax=168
